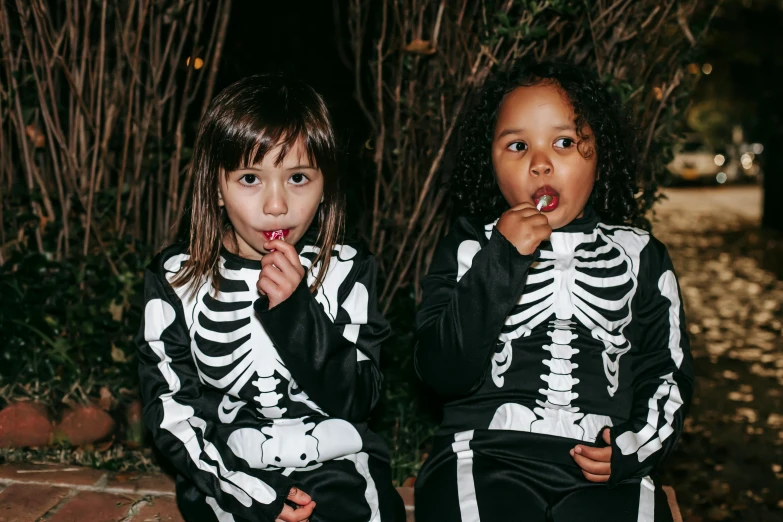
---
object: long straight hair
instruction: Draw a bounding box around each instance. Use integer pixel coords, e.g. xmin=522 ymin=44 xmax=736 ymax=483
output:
xmin=173 ymin=74 xmax=345 ymax=294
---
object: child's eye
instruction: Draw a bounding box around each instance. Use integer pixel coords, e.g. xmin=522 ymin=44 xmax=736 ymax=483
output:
xmin=555 ymin=137 xmax=575 ymax=149
xmin=289 ymin=173 xmax=309 ymax=185
xmin=507 ymin=141 xmax=527 ymax=152
xmin=239 ymin=174 xmax=259 ymax=185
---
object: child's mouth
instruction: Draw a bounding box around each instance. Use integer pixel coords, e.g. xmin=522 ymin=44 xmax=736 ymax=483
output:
xmin=262 ymin=229 xmax=290 ymax=241
xmin=533 ymin=186 xmax=559 ymax=212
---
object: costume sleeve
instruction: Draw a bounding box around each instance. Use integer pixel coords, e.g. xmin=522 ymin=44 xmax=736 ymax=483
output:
xmin=137 ymin=261 xmax=295 ymax=520
xmin=255 ymin=247 xmax=389 ymax=422
xmin=414 ymin=217 xmax=538 ymax=398
xmin=608 ymin=245 xmax=694 ymax=485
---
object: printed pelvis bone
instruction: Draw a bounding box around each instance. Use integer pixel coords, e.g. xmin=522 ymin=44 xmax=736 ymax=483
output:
xmin=227 ymin=418 xmax=363 ymax=470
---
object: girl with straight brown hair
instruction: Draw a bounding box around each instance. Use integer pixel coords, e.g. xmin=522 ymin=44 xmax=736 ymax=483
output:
xmin=136 ymin=74 xmax=404 ymax=522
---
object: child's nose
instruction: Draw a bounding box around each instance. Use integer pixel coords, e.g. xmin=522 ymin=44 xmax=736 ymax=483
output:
xmin=529 ymin=151 xmax=553 ymax=176
xmin=263 ymin=187 xmax=288 ymax=216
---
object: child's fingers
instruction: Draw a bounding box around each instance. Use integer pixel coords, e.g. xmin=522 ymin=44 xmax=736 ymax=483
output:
xmin=572 ymin=444 xmax=611 ymax=462
xmin=262 ymin=251 xmax=300 ymax=279
xmin=287 ymin=487 xmax=312 ymax=506
xmin=508 ymin=201 xmax=537 ymax=212
xmin=571 ymin=452 xmax=611 ymax=476
xmin=265 ymin=240 xmax=303 ymax=272
xmin=510 ymin=207 xmax=541 ymax=219
xmin=525 ymin=213 xmax=550 ymax=228
xmin=277 ymin=501 xmax=315 ymax=522
xmin=262 ymin=251 xmax=286 ymax=271
xmin=262 ymin=253 xmax=304 ymax=291
xmin=580 ymin=469 xmax=610 ymax=483
xmin=261 ymin=263 xmax=290 ymax=287
xmin=262 ymin=262 xmax=300 ymax=296
xmin=257 ymin=276 xmax=279 ymax=297
xmin=602 ymin=428 xmax=612 ymax=445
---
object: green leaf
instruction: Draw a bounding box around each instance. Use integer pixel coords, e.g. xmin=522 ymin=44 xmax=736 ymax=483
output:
xmin=529 ymin=25 xmax=549 ymax=40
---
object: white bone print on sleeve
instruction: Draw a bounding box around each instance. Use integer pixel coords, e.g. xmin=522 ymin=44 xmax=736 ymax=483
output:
xmin=615 ymin=270 xmax=685 ymax=462
xmin=144 ymin=298 xmax=278 ymax=506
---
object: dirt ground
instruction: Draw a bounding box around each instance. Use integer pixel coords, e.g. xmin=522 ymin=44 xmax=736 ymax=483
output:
xmin=654 ymin=186 xmax=783 ymax=522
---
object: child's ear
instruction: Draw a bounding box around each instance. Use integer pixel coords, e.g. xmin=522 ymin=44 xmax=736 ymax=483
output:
xmin=218 ymin=190 xmax=224 ymax=207
xmin=320 ymin=193 xmax=324 ymax=204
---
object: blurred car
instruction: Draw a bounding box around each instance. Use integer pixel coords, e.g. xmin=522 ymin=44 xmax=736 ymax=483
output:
xmin=667 ymin=138 xmax=741 ymax=185
xmin=667 ymin=139 xmax=719 ymax=182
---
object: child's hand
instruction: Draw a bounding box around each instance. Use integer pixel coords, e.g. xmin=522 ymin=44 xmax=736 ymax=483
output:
xmin=496 ymin=202 xmax=552 ymax=255
xmin=258 ymin=240 xmax=305 ymax=309
xmin=570 ymin=428 xmax=612 ymax=482
xmin=276 ymin=487 xmax=315 ymax=522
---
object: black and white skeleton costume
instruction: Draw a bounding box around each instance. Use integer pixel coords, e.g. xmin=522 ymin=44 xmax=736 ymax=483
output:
xmin=413 ymin=207 xmax=693 ymax=522
xmin=137 ymin=230 xmax=405 ymax=522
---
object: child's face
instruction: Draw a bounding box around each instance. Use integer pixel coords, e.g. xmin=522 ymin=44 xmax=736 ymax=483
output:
xmin=219 ymin=138 xmax=324 ymax=259
xmin=491 ymin=83 xmax=597 ymax=230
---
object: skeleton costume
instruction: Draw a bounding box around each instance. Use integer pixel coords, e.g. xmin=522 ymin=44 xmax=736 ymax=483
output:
xmin=413 ymin=207 xmax=693 ymax=522
xmin=137 ymin=229 xmax=405 ymax=522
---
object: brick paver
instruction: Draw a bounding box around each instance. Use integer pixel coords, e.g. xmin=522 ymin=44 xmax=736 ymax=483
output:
xmin=0 ymin=483 xmax=69 ymax=522
xmin=103 ymin=471 xmax=176 ymax=496
xmin=45 ymin=491 xmax=136 ymax=522
xmin=130 ymin=496 xmax=184 ymax=522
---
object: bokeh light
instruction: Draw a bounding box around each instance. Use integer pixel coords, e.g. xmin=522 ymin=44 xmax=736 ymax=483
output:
xmin=186 ymin=57 xmax=204 ymax=70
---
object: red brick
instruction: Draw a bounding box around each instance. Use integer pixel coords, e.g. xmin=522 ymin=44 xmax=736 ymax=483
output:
xmin=132 ymin=496 xmax=185 ymax=522
xmin=0 ymin=402 xmax=53 ymax=448
xmin=0 ymin=463 xmax=105 ymax=486
xmin=0 ymin=483 xmax=69 ymax=522
xmin=47 ymin=491 xmax=136 ymax=522
xmin=104 ymin=472 xmax=176 ymax=495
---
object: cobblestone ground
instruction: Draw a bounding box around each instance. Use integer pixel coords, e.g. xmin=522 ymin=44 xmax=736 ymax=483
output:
xmin=654 ymin=187 xmax=783 ymax=522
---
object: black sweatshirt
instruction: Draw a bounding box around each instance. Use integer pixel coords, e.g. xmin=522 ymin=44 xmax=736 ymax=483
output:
xmin=414 ymin=207 xmax=693 ymax=485
xmin=137 ymin=231 xmax=390 ymax=520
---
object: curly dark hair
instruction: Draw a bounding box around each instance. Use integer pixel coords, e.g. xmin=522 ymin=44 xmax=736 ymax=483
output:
xmin=450 ymin=60 xmax=642 ymax=226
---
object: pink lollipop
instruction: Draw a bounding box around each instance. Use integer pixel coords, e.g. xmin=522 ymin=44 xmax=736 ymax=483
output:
xmin=268 ymin=230 xmax=286 ymax=241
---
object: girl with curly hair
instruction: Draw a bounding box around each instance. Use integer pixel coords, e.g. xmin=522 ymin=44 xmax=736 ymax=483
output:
xmin=413 ymin=61 xmax=693 ymax=521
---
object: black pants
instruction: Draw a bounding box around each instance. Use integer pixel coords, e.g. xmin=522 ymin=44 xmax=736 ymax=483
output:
xmin=177 ymin=454 xmax=406 ymax=522
xmin=415 ymin=430 xmax=673 ymax=522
